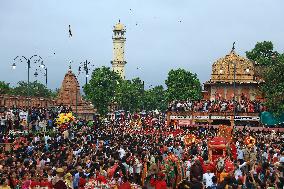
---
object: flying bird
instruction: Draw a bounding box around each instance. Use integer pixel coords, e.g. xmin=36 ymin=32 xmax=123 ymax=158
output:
xmin=69 ymin=25 xmax=72 ymax=37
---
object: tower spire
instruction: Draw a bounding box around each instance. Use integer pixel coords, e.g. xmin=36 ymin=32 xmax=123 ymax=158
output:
xmin=111 ymin=21 xmax=127 ymax=79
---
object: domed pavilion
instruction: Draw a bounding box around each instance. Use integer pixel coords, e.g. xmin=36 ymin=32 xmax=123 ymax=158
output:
xmin=203 ymin=47 xmax=264 ymax=101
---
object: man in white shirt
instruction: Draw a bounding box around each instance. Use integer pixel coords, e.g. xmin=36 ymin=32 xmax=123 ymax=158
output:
xmin=280 ymin=152 xmax=284 ymax=163
xmin=203 ymin=169 xmax=215 ymax=188
xmin=234 ymin=160 xmax=247 ymax=180
xmin=118 ymin=146 xmax=126 ymax=159
xmin=237 ymin=147 xmax=244 ymax=164
xmin=19 ymin=110 xmax=28 ymax=121
xmin=185 ymin=160 xmax=191 ymax=179
xmin=133 ymin=157 xmax=142 ymax=185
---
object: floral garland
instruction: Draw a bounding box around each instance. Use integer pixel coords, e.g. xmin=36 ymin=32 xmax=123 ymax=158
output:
xmin=55 ymin=112 xmax=76 ymax=130
xmin=244 ymin=136 xmax=256 ymax=147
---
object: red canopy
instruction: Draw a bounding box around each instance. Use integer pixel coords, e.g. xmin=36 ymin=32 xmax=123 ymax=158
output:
xmin=209 ymin=136 xmax=227 ymax=146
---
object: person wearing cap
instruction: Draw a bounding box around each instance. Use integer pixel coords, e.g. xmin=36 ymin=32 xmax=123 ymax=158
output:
xmin=52 ymin=168 xmax=67 ymax=189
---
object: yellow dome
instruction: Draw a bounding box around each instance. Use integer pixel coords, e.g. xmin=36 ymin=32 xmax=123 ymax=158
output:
xmin=210 ymin=50 xmax=256 ymax=83
xmin=114 ymin=22 xmax=125 ymax=31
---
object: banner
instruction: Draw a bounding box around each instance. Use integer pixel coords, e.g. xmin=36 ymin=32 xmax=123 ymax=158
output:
xmin=211 ymin=116 xmax=231 ymax=120
xmin=234 ymin=116 xmax=260 ymax=121
xmin=194 ymin=115 xmax=210 ymax=119
xmin=170 ymin=115 xmax=192 ymax=120
xmin=178 ymin=119 xmax=193 ymax=126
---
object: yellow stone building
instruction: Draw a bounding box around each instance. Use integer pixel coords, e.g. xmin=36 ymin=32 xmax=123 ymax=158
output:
xmin=203 ymin=47 xmax=264 ymax=101
xmin=111 ymin=20 xmax=127 ymax=79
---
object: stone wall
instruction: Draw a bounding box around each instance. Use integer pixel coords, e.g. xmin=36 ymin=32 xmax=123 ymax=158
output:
xmin=0 ymin=94 xmax=55 ymax=108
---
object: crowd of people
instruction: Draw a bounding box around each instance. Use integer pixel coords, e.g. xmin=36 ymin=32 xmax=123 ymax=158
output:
xmin=0 ymin=106 xmax=283 ymax=189
xmin=168 ymin=99 xmax=265 ymax=113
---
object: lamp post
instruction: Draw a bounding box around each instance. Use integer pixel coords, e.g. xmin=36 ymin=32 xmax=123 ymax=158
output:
xmin=12 ymin=55 xmax=43 ymax=132
xmin=77 ymin=60 xmax=94 ymax=117
xmin=78 ymin=60 xmax=94 ymax=86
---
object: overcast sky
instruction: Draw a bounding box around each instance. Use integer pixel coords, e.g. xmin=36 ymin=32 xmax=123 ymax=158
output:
xmin=0 ymin=0 xmax=283 ymax=90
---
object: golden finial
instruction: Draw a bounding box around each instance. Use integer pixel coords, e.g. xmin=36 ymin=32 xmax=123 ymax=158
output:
xmin=231 ymin=42 xmax=236 ymax=52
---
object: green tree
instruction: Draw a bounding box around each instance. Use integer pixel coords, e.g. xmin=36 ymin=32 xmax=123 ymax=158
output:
xmin=143 ymin=85 xmax=167 ymax=111
xmin=246 ymin=41 xmax=279 ymax=66
xmin=50 ymin=88 xmax=60 ymax=98
xmin=165 ymin=68 xmax=202 ymax=101
xmin=115 ymin=78 xmax=144 ymax=112
xmin=261 ymin=54 xmax=284 ymax=116
xmin=84 ymin=66 xmax=121 ymax=115
xmin=0 ymin=81 xmax=11 ymax=94
xmin=246 ymin=41 xmax=284 ymax=116
xmin=12 ymin=81 xmax=53 ymax=97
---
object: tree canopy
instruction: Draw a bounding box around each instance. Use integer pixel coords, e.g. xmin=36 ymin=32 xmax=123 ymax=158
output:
xmin=114 ymin=78 xmax=144 ymax=112
xmin=246 ymin=41 xmax=279 ymax=66
xmin=0 ymin=81 xmax=11 ymax=94
xmin=11 ymin=81 xmax=54 ymax=97
xmin=143 ymin=85 xmax=167 ymax=111
xmin=165 ymin=68 xmax=202 ymax=101
xmin=246 ymin=41 xmax=284 ymax=116
xmin=83 ymin=66 xmax=122 ymax=115
xmin=261 ymin=54 xmax=284 ymax=116
xmin=0 ymin=80 xmax=55 ymax=98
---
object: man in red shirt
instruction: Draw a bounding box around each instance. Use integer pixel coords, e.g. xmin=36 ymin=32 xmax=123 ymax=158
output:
xmin=52 ymin=168 xmax=67 ymax=189
xmin=119 ymin=176 xmax=132 ymax=189
xmin=150 ymin=172 xmax=167 ymax=189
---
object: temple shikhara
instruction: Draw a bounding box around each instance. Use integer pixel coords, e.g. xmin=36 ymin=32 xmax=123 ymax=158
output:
xmin=56 ymin=67 xmax=95 ymax=119
xmin=203 ymin=47 xmax=263 ymax=101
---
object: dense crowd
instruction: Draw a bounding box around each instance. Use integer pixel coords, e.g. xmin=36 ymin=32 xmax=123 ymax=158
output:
xmin=168 ymin=99 xmax=265 ymax=113
xmin=0 ymin=107 xmax=283 ymax=189
xmin=0 ymin=105 xmax=73 ymax=134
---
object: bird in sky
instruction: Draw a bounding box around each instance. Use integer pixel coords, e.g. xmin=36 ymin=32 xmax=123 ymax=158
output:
xmin=69 ymin=25 xmax=72 ymax=37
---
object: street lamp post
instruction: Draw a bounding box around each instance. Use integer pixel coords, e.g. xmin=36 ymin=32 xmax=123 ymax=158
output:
xmin=78 ymin=60 xmax=93 ymax=86
xmin=39 ymin=62 xmax=48 ymax=87
xmin=77 ymin=60 xmax=94 ymax=117
xmin=12 ymin=55 xmax=43 ymax=132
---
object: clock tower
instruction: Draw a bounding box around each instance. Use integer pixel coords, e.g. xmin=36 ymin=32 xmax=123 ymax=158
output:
xmin=111 ymin=20 xmax=127 ymax=79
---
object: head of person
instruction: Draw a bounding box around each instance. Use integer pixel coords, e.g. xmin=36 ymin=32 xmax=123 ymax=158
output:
xmin=77 ymin=166 xmax=83 ymax=173
xmin=56 ymin=168 xmax=64 ymax=177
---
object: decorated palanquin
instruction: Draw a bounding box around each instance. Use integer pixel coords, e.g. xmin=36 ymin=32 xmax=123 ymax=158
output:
xmin=208 ymin=136 xmax=227 ymax=162
xmin=204 ymin=125 xmax=236 ymax=181
xmin=208 ymin=125 xmax=233 ymax=162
